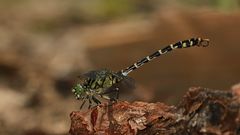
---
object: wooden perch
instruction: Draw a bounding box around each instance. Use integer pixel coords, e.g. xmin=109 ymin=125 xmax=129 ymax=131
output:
xmin=69 ymin=87 xmax=240 ymax=135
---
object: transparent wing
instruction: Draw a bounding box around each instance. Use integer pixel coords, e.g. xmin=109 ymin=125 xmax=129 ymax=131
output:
xmin=78 ymin=69 xmax=110 ymax=80
xmin=100 ymin=76 xmax=135 ymax=100
xmin=77 ymin=70 xmax=102 ymax=84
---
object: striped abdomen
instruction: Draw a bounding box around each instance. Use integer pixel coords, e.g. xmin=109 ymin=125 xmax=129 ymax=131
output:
xmin=121 ymin=37 xmax=210 ymax=76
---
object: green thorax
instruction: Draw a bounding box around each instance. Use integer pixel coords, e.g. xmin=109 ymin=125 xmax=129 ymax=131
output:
xmin=82 ymin=69 xmax=125 ymax=90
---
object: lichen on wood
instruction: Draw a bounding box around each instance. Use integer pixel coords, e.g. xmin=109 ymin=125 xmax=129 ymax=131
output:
xmin=69 ymin=87 xmax=240 ymax=135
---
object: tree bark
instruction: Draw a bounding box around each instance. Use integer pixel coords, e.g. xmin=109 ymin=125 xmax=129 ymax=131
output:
xmin=69 ymin=87 xmax=240 ymax=135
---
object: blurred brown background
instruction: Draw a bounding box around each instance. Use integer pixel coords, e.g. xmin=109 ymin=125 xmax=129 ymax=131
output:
xmin=0 ymin=0 xmax=240 ymax=135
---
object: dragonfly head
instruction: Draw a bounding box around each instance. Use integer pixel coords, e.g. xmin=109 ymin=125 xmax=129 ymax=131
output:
xmin=72 ymin=84 xmax=86 ymax=100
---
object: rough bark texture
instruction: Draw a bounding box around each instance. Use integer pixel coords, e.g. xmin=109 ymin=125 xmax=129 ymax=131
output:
xmin=69 ymin=87 xmax=240 ymax=135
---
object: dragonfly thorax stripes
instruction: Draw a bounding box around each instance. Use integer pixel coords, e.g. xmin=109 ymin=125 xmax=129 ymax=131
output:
xmin=72 ymin=37 xmax=210 ymax=109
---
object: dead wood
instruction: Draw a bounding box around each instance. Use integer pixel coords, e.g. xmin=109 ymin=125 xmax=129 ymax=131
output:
xmin=69 ymin=87 xmax=240 ymax=135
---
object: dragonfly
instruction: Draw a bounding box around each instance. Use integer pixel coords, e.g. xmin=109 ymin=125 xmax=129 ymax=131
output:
xmin=72 ymin=37 xmax=210 ymax=109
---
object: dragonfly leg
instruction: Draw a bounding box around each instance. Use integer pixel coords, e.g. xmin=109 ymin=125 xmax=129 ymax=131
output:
xmin=92 ymin=95 xmax=101 ymax=105
xmin=116 ymin=88 xmax=119 ymax=100
xmin=80 ymin=99 xmax=86 ymax=110
xmin=88 ymin=98 xmax=92 ymax=109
